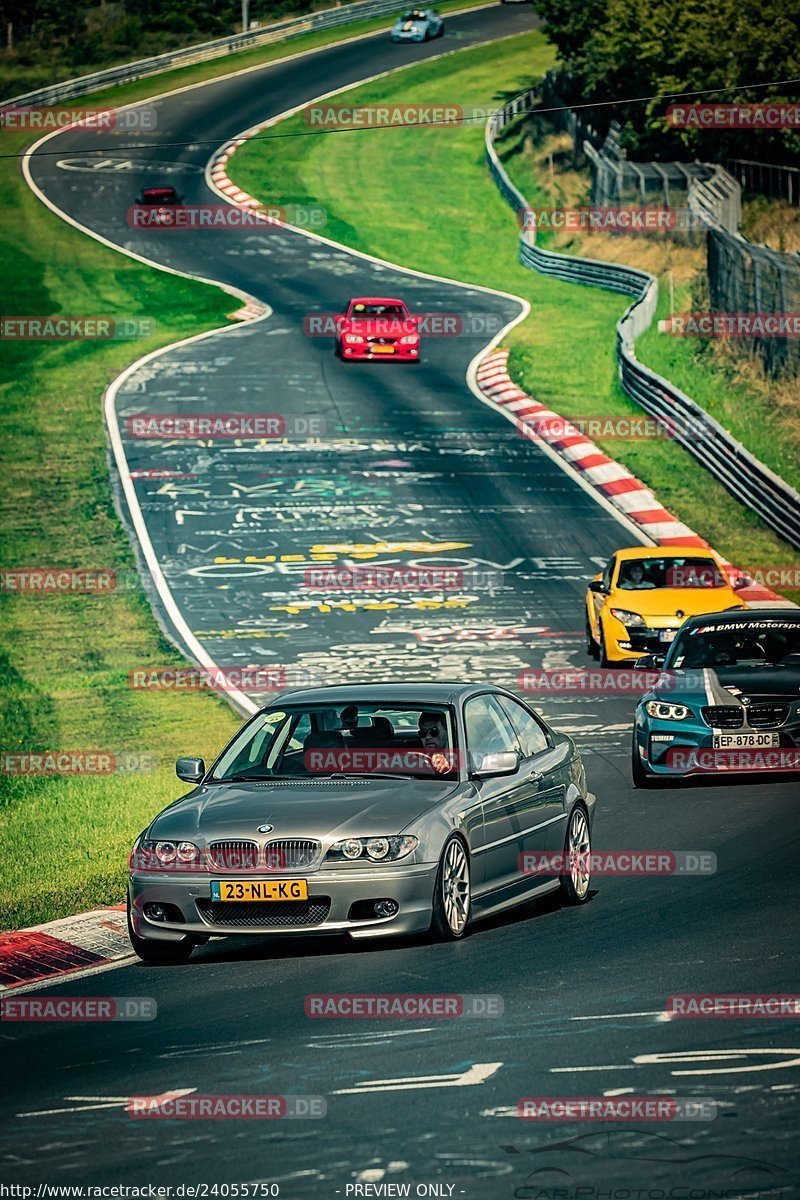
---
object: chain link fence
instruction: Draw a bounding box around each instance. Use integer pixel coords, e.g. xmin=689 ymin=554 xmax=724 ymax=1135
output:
xmin=708 ymin=229 xmax=800 ymax=375
xmin=723 ymin=159 xmax=800 ymax=207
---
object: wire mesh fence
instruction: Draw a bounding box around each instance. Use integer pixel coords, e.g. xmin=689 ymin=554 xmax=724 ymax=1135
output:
xmin=708 ymin=228 xmax=800 ymax=376
xmin=722 ymin=160 xmax=800 ymax=206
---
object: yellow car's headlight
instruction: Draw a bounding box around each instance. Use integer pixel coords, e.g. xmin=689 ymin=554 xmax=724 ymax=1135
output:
xmin=610 ymin=608 xmax=646 ymax=628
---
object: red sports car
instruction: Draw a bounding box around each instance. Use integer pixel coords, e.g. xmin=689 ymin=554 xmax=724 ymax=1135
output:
xmin=336 ymin=296 xmax=421 ymax=361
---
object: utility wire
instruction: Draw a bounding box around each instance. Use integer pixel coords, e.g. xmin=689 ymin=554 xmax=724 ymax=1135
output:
xmin=3 ymin=73 xmax=799 ymax=160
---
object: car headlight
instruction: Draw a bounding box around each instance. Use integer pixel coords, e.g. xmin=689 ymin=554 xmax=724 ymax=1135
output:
xmin=399 ymin=335 xmax=419 ymax=344
xmin=327 ymin=836 xmax=418 ymax=863
xmin=645 ymin=701 xmax=690 ymax=721
xmin=343 ymin=334 xmax=364 ymax=344
xmin=131 ymin=839 xmax=202 ymax=870
xmin=610 ymin=608 xmax=646 ymax=628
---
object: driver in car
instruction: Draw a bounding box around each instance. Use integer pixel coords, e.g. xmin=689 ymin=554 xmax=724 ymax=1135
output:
xmin=418 ymin=711 xmax=453 ymax=775
xmin=620 ymin=561 xmax=654 ymax=589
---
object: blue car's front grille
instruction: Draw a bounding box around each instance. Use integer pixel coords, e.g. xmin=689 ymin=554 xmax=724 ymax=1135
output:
xmin=702 ymin=704 xmax=789 ymax=730
xmin=745 ymin=704 xmax=790 ymax=729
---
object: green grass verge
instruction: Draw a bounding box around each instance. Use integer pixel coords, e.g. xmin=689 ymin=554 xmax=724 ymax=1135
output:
xmin=230 ymin=29 xmax=800 ymax=603
xmin=0 ymin=116 xmax=246 ymax=929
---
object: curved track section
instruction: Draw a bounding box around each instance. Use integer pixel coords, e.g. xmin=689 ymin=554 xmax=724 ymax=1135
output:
xmin=7 ymin=9 xmax=800 ymax=1193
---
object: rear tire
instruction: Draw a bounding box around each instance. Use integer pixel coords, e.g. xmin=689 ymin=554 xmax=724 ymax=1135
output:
xmin=431 ymin=836 xmax=471 ymax=940
xmin=127 ymin=898 xmax=195 ymax=964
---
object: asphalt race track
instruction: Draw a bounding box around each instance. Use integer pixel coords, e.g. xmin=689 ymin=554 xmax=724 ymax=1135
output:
xmin=5 ymin=7 xmax=800 ymax=1195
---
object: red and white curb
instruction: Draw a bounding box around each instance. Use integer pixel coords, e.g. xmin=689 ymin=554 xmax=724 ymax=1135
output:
xmin=0 ymin=906 xmax=132 ymax=992
xmin=476 ymin=349 xmax=791 ymax=609
xmin=210 ymin=139 xmax=266 ymax=212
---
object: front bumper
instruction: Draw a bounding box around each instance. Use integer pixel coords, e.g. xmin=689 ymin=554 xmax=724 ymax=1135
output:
xmin=634 ymin=711 xmax=800 ymax=777
xmin=604 ymin=613 xmax=680 ymax=660
xmin=129 ymin=862 xmax=438 ymax=942
xmin=339 ymin=340 xmax=419 ymax=360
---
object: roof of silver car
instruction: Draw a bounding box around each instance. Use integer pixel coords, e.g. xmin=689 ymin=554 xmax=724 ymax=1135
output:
xmin=269 ymin=682 xmax=509 ymax=706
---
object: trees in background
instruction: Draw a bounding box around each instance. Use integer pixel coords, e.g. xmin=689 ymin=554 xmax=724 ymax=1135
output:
xmin=0 ymin=0 xmax=321 ymax=92
xmin=532 ymin=0 xmax=800 ymax=166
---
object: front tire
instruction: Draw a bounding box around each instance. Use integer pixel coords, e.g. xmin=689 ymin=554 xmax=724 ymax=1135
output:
xmin=599 ymin=620 xmax=613 ymax=668
xmin=431 ymin=836 xmax=471 ymax=939
xmin=127 ymin=898 xmax=195 ymax=964
xmin=560 ymin=804 xmax=591 ymax=905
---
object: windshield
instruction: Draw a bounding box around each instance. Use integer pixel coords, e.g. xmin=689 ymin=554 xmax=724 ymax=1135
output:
xmin=142 ymin=188 xmax=177 ymax=202
xmin=667 ymin=620 xmax=800 ymax=670
xmin=211 ymin=703 xmax=458 ymax=781
xmin=616 ymin=556 xmax=727 ymax=590
xmin=402 ymin=11 xmax=426 ymax=19
xmin=350 ymin=303 xmax=408 ymax=317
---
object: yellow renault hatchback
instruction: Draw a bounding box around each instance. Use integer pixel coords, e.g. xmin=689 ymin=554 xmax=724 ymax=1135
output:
xmin=585 ymin=546 xmax=748 ymax=665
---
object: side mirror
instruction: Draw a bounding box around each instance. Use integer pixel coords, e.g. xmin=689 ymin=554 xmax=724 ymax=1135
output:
xmin=176 ymin=756 xmax=205 ymax=783
xmin=588 ymin=580 xmax=608 ymax=594
xmin=635 ymin=654 xmax=665 ymax=670
xmin=471 ymin=751 xmax=519 ymax=778
xmin=734 ymin=575 xmax=752 ymax=590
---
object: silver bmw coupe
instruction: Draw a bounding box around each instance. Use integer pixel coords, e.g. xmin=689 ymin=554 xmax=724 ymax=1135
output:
xmin=127 ymin=683 xmax=597 ymax=962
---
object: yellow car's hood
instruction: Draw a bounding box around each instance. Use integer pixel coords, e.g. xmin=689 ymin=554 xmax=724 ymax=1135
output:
xmin=610 ymin=586 xmax=744 ymax=621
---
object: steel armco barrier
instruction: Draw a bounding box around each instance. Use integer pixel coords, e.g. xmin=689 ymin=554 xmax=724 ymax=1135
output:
xmin=485 ymin=92 xmax=800 ymax=550
xmin=2 ymin=0 xmax=414 ymax=108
